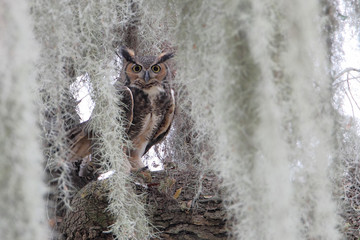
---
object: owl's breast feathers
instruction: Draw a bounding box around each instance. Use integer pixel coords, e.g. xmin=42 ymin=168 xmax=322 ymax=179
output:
xmin=127 ymin=84 xmax=175 ymax=156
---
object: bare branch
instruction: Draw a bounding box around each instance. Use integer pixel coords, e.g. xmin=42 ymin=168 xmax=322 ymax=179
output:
xmin=334 ymin=67 xmax=360 ymax=80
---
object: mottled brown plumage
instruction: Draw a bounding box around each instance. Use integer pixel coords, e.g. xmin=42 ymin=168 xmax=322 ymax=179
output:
xmin=68 ymin=47 xmax=175 ymax=173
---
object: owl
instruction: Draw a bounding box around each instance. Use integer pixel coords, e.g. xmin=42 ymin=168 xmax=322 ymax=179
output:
xmin=68 ymin=47 xmax=175 ymax=174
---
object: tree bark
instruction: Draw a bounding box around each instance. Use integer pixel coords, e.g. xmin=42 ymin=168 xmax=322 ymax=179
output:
xmin=59 ymin=169 xmax=228 ymax=240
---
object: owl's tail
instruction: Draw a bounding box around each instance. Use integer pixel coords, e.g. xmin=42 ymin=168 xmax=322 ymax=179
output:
xmin=67 ymin=121 xmax=92 ymax=162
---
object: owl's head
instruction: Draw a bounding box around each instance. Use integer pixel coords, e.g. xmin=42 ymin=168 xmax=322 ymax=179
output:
xmin=119 ymin=47 xmax=174 ymax=87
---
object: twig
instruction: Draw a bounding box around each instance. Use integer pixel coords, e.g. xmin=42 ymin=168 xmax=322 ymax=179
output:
xmin=346 ymin=72 xmax=360 ymax=113
xmin=334 ymin=68 xmax=360 ymax=80
xmin=344 ymin=88 xmax=355 ymax=118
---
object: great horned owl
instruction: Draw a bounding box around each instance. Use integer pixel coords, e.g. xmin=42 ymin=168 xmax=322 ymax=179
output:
xmin=69 ymin=47 xmax=175 ymax=173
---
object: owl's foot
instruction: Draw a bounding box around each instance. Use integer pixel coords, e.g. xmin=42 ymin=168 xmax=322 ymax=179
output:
xmin=131 ymin=166 xmax=148 ymax=172
xmin=130 ymin=166 xmax=152 ymax=183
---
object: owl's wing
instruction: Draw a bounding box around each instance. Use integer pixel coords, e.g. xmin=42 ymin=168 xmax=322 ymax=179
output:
xmin=143 ymin=89 xmax=175 ymax=155
xmin=115 ymin=85 xmax=134 ymax=132
xmin=68 ymin=85 xmax=134 ymax=162
xmin=68 ymin=121 xmax=92 ymax=161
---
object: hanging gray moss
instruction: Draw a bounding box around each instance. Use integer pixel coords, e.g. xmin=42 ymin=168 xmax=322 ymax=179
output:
xmin=0 ymin=1 xmax=47 ymax=239
xmin=171 ymin=0 xmax=341 ymax=239
xmin=24 ymin=0 xmax=360 ymax=238
xmin=32 ymin=0 xmax=152 ymax=239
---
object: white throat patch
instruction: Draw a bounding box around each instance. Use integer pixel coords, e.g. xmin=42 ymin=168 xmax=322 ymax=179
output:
xmin=144 ymin=85 xmax=165 ymax=96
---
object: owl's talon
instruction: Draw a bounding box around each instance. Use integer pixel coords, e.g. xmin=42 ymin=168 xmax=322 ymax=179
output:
xmin=138 ymin=166 xmax=149 ymax=172
xmin=130 ymin=166 xmax=152 ymax=183
xmin=130 ymin=166 xmax=149 ymax=175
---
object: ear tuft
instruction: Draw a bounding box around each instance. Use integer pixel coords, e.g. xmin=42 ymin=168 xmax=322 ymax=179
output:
xmin=156 ymin=52 xmax=175 ymax=64
xmin=119 ymin=46 xmax=136 ymax=63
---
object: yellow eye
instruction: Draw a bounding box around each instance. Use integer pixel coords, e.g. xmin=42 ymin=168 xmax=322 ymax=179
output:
xmin=132 ymin=64 xmax=142 ymax=73
xmin=151 ymin=64 xmax=161 ymax=73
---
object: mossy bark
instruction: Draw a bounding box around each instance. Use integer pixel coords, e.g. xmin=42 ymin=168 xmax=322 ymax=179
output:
xmin=59 ymin=180 xmax=114 ymax=240
xmin=59 ymin=169 xmax=228 ymax=240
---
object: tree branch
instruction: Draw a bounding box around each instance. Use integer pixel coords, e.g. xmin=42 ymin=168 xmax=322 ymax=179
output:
xmin=59 ymin=169 xmax=228 ymax=240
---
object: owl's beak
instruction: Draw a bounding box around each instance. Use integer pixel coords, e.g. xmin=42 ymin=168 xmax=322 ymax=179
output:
xmin=144 ymin=71 xmax=150 ymax=83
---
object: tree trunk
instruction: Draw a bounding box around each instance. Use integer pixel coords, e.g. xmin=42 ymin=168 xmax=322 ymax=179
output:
xmin=59 ymin=169 xmax=228 ymax=240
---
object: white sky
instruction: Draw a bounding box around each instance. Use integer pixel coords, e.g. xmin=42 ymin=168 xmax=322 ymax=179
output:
xmin=336 ymin=2 xmax=360 ymax=119
xmin=70 ymin=75 xmax=94 ymax=122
